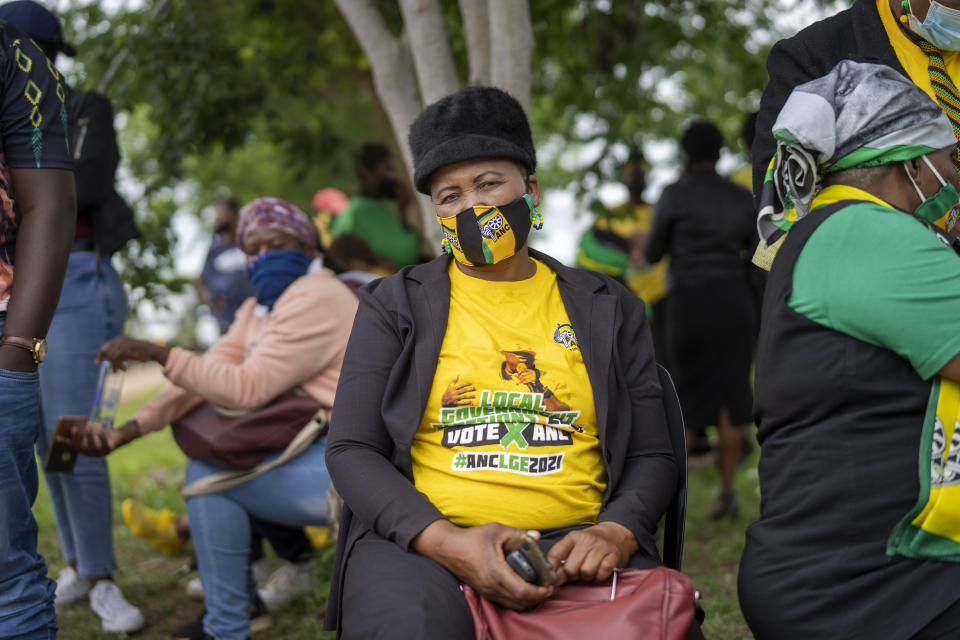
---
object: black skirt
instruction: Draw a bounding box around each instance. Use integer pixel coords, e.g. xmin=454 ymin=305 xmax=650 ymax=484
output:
xmin=664 ymin=276 xmax=755 ymax=431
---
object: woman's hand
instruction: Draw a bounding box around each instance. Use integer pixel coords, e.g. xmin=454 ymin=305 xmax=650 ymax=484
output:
xmin=97 ymin=337 xmax=169 ymax=370
xmin=547 ymin=521 xmax=639 ymax=584
xmin=55 ymin=419 xmax=140 ymax=457
xmin=412 ymin=520 xmax=554 ymax=610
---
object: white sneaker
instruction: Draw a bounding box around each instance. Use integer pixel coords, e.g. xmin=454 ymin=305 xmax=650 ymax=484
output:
xmin=256 ymin=559 xmax=316 ymax=610
xmin=251 ymin=557 xmax=271 ymax=589
xmin=89 ymin=580 xmax=146 ymax=633
xmin=186 ymin=557 xmax=271 ymax=599
xmin=185 ymin=576 xmax=205 ymax=599
xmin=54 ymin=567 xmax=90 ymax=607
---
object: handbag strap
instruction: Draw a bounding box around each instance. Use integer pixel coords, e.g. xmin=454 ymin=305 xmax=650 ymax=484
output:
xmin=180 ymin=409 xmax=328 ymax=498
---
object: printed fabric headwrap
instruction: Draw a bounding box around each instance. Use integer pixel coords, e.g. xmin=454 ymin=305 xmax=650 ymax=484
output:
xmin=757 ymin=60 xmax=957 ymax=246
xmin=236 ymin=197 xmax=319 ymax=250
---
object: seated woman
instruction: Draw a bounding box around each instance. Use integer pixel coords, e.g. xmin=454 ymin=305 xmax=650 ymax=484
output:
xmin=323 ymin=87 xmax=695 ymax=639
xmin=739 ymin=61 xmax=960 ymax=639
xmin=66 ymin=198 xmax=358 ymax=640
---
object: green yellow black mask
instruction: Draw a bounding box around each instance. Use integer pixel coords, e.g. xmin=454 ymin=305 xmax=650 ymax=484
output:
xmin=438 ymin=193 xmax=543 ymax=266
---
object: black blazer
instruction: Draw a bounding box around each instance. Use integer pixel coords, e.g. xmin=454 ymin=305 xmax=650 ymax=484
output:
xmin=323 ymin=249 xmax=678 ymax=630
xmin=752 ymin=0 xmax=907 ymax=202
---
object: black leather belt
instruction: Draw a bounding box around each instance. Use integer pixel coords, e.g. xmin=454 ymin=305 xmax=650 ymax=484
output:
xmin=71 ymin=239 xmax=96 ymax=252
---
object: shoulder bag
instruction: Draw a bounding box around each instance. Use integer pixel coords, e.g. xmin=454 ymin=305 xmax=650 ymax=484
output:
xmin=462 ymin=567 xmax=696 ymax=640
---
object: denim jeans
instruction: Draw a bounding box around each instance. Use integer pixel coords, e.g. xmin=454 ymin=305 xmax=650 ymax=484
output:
xmin=36 ymin=252 xmax=127 ymax=578
xmin=186 ymin=438 xmax=330 ymax=640
xmin=0 ymin=313 xmax=57 ymax=639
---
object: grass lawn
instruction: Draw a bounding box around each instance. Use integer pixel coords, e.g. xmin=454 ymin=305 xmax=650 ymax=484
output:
xmin=34 ymin=386 xmax=758 ymax=639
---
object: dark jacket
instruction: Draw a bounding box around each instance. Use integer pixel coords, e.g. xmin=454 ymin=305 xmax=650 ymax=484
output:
xmin=645 ymin=169 xmax=757 ymax=289
xmin=67 ymin=90 xmax=139 ymax=255
xmin=323 ymin=249 xmax=678 ymax=631
xmin=752 ymin=0 xmax=906 ymax=202
xmin=740 ymin=201 xmax=960 ymax=639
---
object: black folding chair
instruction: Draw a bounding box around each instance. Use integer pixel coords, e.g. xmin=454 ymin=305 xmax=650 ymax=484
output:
xmin=658 ymin=364 xmax=687 ymax=571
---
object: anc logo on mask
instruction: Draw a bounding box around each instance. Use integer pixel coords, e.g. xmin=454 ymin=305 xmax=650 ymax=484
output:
xmin=440 ymin=222 xmax=461 ymax=251
xmin=553 ymin=323 xmax=578 ymax=350
xmin=479 ymin=210 xmax=510 ymax=241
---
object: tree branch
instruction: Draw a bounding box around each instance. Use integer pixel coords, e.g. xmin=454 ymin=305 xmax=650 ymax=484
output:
xmin=488 ymin=0 xmax=533 ymax=114
xmin=96 ymin=0 xmax=173 ymax=94
xmin=333 ymin=0 xmax=440 ymax=254
xmin=458 ymin=0 xmax=490 ymax=86
xmin=398 ymin=0 xmax=460 ymax=104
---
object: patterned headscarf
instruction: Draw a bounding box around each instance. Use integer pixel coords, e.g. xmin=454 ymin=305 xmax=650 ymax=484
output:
xmin=236 ymin=197 xmax=318 ymax=249
xmin=757 ymin=60 xmax=956 ymax=245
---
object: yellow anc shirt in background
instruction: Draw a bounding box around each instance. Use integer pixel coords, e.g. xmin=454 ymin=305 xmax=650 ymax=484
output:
xmin=607 ymin=202 xmax=669 ymax=305
xmin=411 ymin=259 xmax=606 ymax=529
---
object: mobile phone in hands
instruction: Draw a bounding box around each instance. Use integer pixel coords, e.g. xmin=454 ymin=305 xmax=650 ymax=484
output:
xmin=44 ymin=416 xmax=85 ymax=473
xmin=503 ymin=536 xmax=557 ymax=587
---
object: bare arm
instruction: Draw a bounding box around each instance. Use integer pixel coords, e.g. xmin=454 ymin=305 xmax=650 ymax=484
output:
xmin=939 ymin=354 xmax=960 ymax=382
xmin=0 ymin=168 xmax=76 ymax=372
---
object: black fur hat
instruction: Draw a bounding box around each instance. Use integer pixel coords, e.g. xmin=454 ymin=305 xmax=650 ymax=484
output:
xmin=409 ymin=86 xmax=536 ymax=194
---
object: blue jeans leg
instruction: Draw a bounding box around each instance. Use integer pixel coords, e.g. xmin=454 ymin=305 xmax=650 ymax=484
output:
xmin=186 ymin=438 xmax=330 ymax=640
xmin=36 ymin=253 xmax=126 ymax=578
xmin=0 ymin=315 xmax=57 ymax=639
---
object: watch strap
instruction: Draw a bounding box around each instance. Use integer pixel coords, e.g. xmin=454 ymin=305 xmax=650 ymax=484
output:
xmin=0 ymin=335 xmax=42 ymax=362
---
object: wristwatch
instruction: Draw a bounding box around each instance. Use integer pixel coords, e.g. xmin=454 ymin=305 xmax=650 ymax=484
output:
xmin=0 ymin=335 xmax=47 ymax=363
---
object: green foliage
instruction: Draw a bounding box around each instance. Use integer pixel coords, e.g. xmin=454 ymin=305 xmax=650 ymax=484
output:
xmin=59 ymin=0 xmax=392 ymax=303
xmin=529 ymin=0 xmax=775 ymax=194
xmin=56 ymin=0 xmax=842 ymax=303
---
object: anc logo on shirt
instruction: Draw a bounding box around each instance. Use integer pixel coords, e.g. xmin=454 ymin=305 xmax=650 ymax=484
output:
xmin=553 ymin=323 xmax=578 ymax=350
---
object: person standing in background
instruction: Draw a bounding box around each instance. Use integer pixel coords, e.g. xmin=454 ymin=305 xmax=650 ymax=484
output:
xmin=0 ymin=0 xmax=146 ymax=633
xmin=0 ymin=16 xmax=76 ymax=640
xmin=330 ymin=142 xmax=421 ymax=268
xmin=576 ymin=151 xmax=670 ymax=366
xmin=311 ymin=186 xmax=349 ymax=251
xmin=644 ymin=121 xmax=758 ymax=519
xmin=196 ymin=197 xmax=255 ymax=335
xmin=752 ymin=0 xmax=960 ymax=269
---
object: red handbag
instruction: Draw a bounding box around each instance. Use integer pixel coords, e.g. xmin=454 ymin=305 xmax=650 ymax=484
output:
xmin=462 ymin=567 xmax=696 ymax=640
xmin=172 ymin=395 xmax=322 ymax=470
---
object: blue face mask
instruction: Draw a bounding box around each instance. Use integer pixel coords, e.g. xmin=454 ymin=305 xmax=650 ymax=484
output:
xmin=907 ymin=0 xmax=960 ymax=51
xmin=245 ymin=249 xmax=313 ymax=309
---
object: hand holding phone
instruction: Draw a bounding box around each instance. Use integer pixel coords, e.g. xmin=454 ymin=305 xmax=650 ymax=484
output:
xmin=503 ymin=536 xmax=557 ymax=587
xmin=44 ymin=416 xmax=86 ymax=473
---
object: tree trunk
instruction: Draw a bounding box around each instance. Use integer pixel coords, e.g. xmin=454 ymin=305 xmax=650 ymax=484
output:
xmin=459 ymin=0 xmax=491 ymax=86
xmin=399 ymin=0 xmax=460 ymax=104
xmin=332 ymin=0 xmax=439 ymax=252
xmin=334 ymin=0 xmax=535 ymax=255
xmin=488 ymin=0 xmax=533 ymax=114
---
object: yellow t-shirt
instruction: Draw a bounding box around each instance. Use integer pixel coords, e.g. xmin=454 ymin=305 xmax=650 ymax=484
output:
xmin=730 ymin=166 xmax=753 ymax=191
xmin=879 ymin=0 xmax=960 ymax=100
xmin=411 ymin=259 xmax=607 ymax=529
